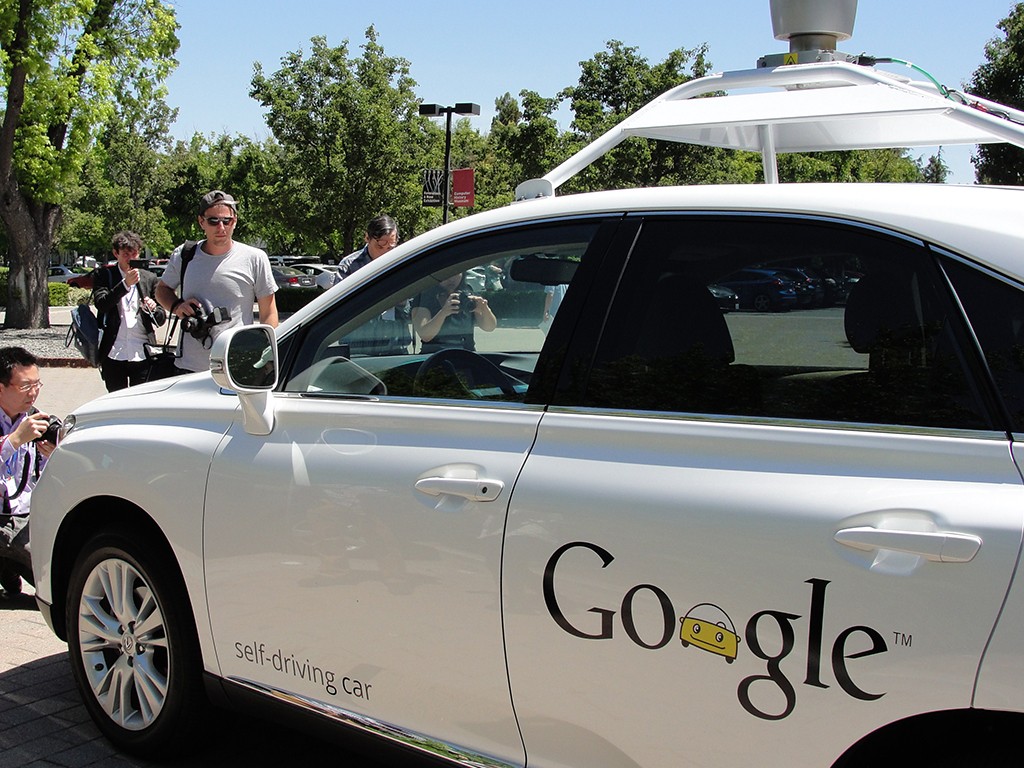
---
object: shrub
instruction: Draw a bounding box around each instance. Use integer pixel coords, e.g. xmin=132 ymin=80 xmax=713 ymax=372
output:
xmin=0 ymin=269 xmax=86 ymax=307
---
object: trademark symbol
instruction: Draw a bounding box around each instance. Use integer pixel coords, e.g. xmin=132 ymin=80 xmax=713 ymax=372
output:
xmin=891 ymin=631 xmax=912 ymax=648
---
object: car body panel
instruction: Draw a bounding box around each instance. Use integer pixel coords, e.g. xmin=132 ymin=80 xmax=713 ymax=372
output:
xmin=29 ymin=181 xmax=1024 ymax=766
xmin=203 ymin=396 xmax=538 ymax=763
xmin=502 ymin=414 xmax=1024 ymax=767
xmin=972 ymin=439 xmax=1024 ymax=711
xmin=29 ymin=375 xmax=233 ymax=667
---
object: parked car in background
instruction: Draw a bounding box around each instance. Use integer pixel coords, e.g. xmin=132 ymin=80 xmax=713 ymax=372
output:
xmin=292 ymin=262 xmax=343 ymax=290
xmin=47 ymin=265 xmax=80 ymax=283
xmin=717 ymin=267 xmax=798 ymax=311
xmin=272 ymin=265 xmax=316 ymax=289
xmin=708 ymin=283 xmax=740 ymax=312
xmin=772 ymin=266 xmax=825 ymax=307
xmin=67 ymin=271 xmax=95 ymax=289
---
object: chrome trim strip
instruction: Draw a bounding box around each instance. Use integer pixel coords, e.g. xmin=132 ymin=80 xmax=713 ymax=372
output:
xmin=227 ymin=676 xmax=518 ymax=768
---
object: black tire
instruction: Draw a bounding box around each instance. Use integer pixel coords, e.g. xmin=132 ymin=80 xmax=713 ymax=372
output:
xmin=752 ymin=293 xmax=772 ymax=312
xmin=65 ymin=531 xmax=208 ymax=756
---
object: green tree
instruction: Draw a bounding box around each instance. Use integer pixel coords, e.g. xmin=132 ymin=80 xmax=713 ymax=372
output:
xmin=250 ymin=27 xmax=426 ymax=256
xmin=967 ymin=3 xmax=1024 ymax=184
xmin=0 ymin=0 xmax=179 ymax=327
xmin=559 ymin=40 xmax=721 ymax=192
xmin=777 ymin=148 xmax=923 ymax=183
xmin=483 ymin=90 xmax=566 ymax=207
xmin=921 ymin=149 xmax=950 ymax=184
xmin=60 ymin=93 xmax=179 ymax=257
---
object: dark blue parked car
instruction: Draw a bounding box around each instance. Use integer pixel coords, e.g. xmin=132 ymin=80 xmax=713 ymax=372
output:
xmin=717 ymin=268 xmax=798 ymax=312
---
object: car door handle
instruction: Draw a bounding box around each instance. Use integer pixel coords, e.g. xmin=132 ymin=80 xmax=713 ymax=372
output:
xmin=414 ymin=477 xmax=504 ymax=502
xmin=834 ymin=526 xmax=982 ymax=563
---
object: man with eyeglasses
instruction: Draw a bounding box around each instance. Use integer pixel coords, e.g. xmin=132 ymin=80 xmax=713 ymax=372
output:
xmin=156 ymin=190 xmax=278 ymax=373
xmin=316 ymin=214 xmax=399 ymax=290
xmin=0 ymin=347 xmax=56 ymax=597
xmin=316 ymin=214 xmax=413 ymax=354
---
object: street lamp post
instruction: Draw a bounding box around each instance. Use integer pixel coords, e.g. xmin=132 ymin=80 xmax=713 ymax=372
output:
xmin=419 ymin=102 xmax=480 ymax=223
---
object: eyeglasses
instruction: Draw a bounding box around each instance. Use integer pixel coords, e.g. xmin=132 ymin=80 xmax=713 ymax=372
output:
xmin=372 ymin=235 xmax=398 ymax=248
xmin=204 ymin=216 xmax=236 ymax=227
xmin=12 ymin=381 xmax=42 ymax=394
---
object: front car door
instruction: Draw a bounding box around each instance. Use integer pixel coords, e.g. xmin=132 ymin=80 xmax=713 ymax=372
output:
xmin=203 ymin=217 xmax=613 ymax=764
xmin=502 ymin=214 xmax=1024 ymax=767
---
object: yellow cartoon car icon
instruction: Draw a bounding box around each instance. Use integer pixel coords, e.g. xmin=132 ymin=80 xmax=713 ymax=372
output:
xmin=680 ymin=603 xmax=740 ymax=663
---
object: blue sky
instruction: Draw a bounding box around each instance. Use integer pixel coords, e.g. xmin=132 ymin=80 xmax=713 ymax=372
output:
xmin=163 ymin=0 xmax=1018 ymax=183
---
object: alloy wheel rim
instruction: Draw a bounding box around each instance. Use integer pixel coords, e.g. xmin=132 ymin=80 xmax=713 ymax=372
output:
xmin=77 ymin=557 xmax=169 ymax=730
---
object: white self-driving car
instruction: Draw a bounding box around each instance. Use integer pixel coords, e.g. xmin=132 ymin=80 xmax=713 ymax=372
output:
xmin=29 ymin=5 xmax=1024 ymax=767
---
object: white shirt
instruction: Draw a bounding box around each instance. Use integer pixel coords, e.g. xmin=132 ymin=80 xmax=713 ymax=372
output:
xmin=108 ymin=268 xmax=150 ymax=362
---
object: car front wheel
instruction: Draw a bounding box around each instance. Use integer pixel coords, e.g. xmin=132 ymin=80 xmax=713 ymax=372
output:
xmin=65 ymin=531 xmax=207 ymax=756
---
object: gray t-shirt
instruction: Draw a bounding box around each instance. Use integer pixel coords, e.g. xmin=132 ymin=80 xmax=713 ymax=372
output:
xmin=161 ymin=240 xmax=277 ymax=372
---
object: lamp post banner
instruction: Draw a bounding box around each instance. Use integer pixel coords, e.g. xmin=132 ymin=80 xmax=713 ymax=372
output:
xmin=422 ymin=169 xmax=444 ymax=206
xmin=452 ymin=168 xmax=475 ymax=208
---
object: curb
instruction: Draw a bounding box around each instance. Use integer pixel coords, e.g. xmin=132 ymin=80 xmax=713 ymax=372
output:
xmin=39 ymin=358 xmax=95 ymax=368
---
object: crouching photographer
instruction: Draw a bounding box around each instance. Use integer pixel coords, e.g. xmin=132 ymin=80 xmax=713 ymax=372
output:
xmin=155 ymin=189 xmax=279 ymax=374
xmin=0 ymin=348 xmax=58 ymax=598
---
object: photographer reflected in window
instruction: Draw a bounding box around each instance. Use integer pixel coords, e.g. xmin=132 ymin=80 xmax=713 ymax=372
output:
xmin=156 ymin=190 xmax=278 ymax=373
xmin=412 ymin=272 xmax=497 ymax=354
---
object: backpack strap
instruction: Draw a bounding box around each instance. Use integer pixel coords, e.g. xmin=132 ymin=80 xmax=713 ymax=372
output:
xmin=180 ymin=240 xmax=199 ymax=296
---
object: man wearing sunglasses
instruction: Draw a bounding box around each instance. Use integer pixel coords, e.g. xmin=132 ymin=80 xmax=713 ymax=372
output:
xmin=156 ymin=190 xmax=279 ymax=373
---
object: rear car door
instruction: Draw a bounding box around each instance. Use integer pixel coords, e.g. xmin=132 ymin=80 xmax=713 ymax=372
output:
xmin=502 ymin=214 xmax=1024 ymax=767
xmin=203 ymin=217 xmax=615 ymax=763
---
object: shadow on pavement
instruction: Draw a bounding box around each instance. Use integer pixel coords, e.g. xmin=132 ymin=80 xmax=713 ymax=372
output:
xmin=0 ymin=596 xmax=386 ymax=767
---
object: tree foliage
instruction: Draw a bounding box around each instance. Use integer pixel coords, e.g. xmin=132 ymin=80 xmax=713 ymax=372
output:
xmin=0 ymin=0 xmax=178 ymax=327
xmin=32 ymin=25 xmax=949 ymax=301
xmin=967 ymin=2 xmax=1024 ymax=184
xmin=250 ymin=28 xmax=428 ymax=256
xmin=558 ymin=40 xmax=744 ymax=192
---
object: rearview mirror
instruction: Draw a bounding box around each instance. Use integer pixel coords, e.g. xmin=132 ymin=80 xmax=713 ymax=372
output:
xmin=509 ymin=254 xmax=578 ymax=286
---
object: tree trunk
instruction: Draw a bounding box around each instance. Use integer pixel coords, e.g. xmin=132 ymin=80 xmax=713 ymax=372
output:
xmin=1 ymin=174 xmax=59 ymax=329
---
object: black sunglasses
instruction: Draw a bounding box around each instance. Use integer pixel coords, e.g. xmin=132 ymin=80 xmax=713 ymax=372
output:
xmin=204 ymin=216 xmax=235 ymax=226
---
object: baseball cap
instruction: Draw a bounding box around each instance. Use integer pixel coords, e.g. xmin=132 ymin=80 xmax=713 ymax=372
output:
xmin=199 ymin=190 xmax=238 ymax=215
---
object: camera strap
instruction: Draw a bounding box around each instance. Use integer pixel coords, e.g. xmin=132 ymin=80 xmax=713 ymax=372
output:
xmin=3 ymin=414 xmax=39 ymax=501
xmin=167 ymin=240 xmax=200 ymax=359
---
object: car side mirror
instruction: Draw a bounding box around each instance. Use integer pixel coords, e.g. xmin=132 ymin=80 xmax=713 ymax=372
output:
xmin=210 ymin=325 xmax=278 ymax=435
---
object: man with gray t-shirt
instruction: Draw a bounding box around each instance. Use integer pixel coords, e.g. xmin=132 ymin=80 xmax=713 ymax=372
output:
xmin=156 ymin=190 xmax=279 ymax=373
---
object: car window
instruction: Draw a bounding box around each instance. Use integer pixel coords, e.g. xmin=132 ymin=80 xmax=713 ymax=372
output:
xmin=573 ymin=215 xmax=993 ymax=430
xmin=941 ymin=252 xmax=1024 ymax=434
xmin=283 ymin=221 xmax=604 ymax=403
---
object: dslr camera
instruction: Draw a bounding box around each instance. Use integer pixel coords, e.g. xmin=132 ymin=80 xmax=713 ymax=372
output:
xmin=182 ymin=305 xmax=230 ymax=344
xmin=456 ymin=290 xmax=476 ymax=315
xmin=33 ymin=414 xmax=62 ymax=445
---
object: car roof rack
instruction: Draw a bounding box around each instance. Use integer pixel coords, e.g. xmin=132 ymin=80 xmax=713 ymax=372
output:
xmin=514 ymin=59 xmax=1024 ymax=199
